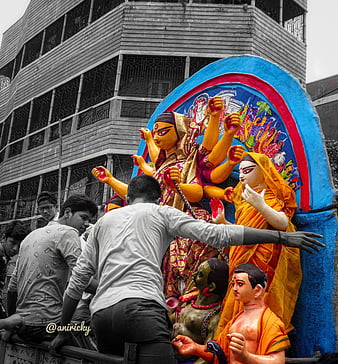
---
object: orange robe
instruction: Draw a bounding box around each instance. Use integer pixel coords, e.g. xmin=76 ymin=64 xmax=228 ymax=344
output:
xmin=214 ymin=306 xmax=290 ymax=364
xmin=216 ymin=152 xmax=300 ymax=337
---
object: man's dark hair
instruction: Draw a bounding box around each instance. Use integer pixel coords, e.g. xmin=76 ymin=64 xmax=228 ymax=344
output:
xmin=234 ymin=263 xmax=267 ymax=289
xmin=317 ymin=353 xmax=338 ymax=363
xmin=59 ymin=194 xmax=98 ymax=217
xmin=37 ymin=191 xmax=57 ymax=206
xmin=127 ymin=175 xmax=161 ymax=203
xmin=4 ymin=220 xmax=30 ymax=241
xmin=207 ymin=258 xmax=229 ymax=297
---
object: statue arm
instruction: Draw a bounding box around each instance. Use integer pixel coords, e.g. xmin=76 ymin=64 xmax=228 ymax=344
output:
xmin=139 ymin=128 xmax=160 ymax=163
xmin=204 ymin=185 xmax=226 ymax=200
xmin=178 ymin=183 xmax=204 ymax=203
xmin=206 ymin=113 xmax=242 ymax=167
xmin=92 ymin=166 xmax=128 ymax=199
xmin=209 ymin=145 xmax=245 ymax=184
xmin=229 ymin=333 xmax=285 ymax=364
xmin=131 ymin=155 xmax=155 ymax=176
xmin=202 ymin=96 xmax=224 ymax=152
xmin=241 ymin=184 xmax=289 ymax=230
xmin=166 ymin=166 xmax=203 ymax=203
xmin=172 ymin=335 xmax=214 ymax=362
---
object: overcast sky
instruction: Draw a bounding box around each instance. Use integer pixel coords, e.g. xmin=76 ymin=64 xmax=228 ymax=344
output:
xmin=0 ymin=0 xmax=337 ymax=83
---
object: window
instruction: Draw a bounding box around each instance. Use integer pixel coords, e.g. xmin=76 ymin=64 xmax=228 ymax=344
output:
xmin=28 ymin=131 xmax=45 ymax=150
xmin=16 ymin=177 xmax=39 ymax=218
xmin=0 ymin=60 xmax=14 ymax=81
xmin=49 ymin=118 xmax=72 ymax=141
xmin=42 ymin=169 xmax=68 ymax=202
xmin=13 ymin=48 xmax=23 ymax=78
xmin=22 ymin=32 xmax=43 ymax=67
xmin=255 ymin=0 xmax=280 ymax=23
xmin=92 ymin=0 xmax=124 ymax=22
xmin=52 ymin=77 xmax=80 ymax=122
xmin=0 ymin=149 xmax=5 ymax=164
xmin=0 ymin=183 xmax=17 ymax=221
xmin=78 ymin=102 xmax=110 ymax=129
xmin=113 ymin=154 xmax=133 ymax=184
xmin=10 ymin=103 xmax=30 ymax=142
xmin=0 ymin=116 xmax=11 ymax=149
xmin=64 ymin=0 xmax=91 ymax=41
xmin=80 ymin=57 xmax=118 ymax=110
xmin=8 ymin=140 xmax=24 ymax=158
xmin=69 ymin=156 xmax=106 ymax=204
xmin=189 ymin=57 xmax=220 ymax=76
xmin=30 ymin=91 xmax=52 ymax=132
xmin=119 ymin=55 xmax=185 ymax=98
xmin=42 ymin=17 xmax=64 ymax=54
xmin=120 ymin=100 xmax=158 ymax=118
xmin=283 ymin=0 xmax=304 ymax=41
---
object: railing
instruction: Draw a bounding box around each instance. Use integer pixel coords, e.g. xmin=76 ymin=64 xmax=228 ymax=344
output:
xmin=286 ymin=359 xmax=319 ymax=363
xmin=0 ymin=335 xmax=137 ymax=364
xmin=0 ymin=334 xmax=322 ymax=363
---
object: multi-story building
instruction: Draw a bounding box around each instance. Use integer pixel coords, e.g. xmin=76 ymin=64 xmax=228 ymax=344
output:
xmin=0 ymin=0 xmax=307 ymax=231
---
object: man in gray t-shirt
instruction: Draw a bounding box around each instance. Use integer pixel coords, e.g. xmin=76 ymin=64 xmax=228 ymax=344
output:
xmin=7 ymin=194 xmax=97 ymax=343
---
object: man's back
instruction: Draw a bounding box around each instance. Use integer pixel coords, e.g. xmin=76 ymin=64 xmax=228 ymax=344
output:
xmin=78 ymin=203 xmax=176 ymax=314
xmin=8 ymin=222 xmax=81 ymax=326
xmin=69 ymin=202 xmax=243 ymax=316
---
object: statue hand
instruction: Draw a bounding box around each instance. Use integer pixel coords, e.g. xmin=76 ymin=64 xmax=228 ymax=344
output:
xmin=131 ymin=155 xmax=145 ymax=167
xmin=279 ymin=231 xmax=325 ymax=253
xmin=210 ymin=197 xmax=224 ymax=220
xmin=224 ymin=187 xmax=234 ymax=203
xmin=164 ymin=167 xmax=181 ymax=188
xmin=228 ymin=145 xmax=245 ymax=165
xmin=172 ymin=335 xmax=199 ymax=356
xmin=241 ymin=184 xmax=265 ymax=209
xmin=224 ymin=113 xmax=241 ymax=133
xmin=91 ymin=166 xmax=112 ymax=182
xmin=228 ymin=333 xmax=248 ymax=363
xmin=207 ymin=96 xmax=224 ymax=117
xmin=139 ymin=128 xmax=153 ymax=142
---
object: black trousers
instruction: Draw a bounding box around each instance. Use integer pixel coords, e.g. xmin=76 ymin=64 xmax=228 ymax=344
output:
xmin=92 ymin=298 xmax=175 ymax=364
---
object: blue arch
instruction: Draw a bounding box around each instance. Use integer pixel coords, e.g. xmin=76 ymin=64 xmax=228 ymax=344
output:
xmin=133 ymin=55 xmax=337 ymax=356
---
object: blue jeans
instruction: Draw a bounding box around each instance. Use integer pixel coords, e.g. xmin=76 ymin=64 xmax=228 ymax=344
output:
xmin=92 ymin=298 xmax=175 ymax=364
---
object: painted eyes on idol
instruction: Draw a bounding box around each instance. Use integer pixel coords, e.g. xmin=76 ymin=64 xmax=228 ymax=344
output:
xmin=155 ymin=126 xmax=172 ymax=137
xmin=239 ymin=165 xmax=256 ymax=175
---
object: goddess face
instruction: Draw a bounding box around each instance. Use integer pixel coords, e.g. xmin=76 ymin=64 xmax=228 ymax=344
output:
xmin=239 ymin=160 xmax=264 ymax=188
xmin=153 ymin=121 xmax=178 ymax=151
xmin=192 ymin=260 xmax=212 ymax=291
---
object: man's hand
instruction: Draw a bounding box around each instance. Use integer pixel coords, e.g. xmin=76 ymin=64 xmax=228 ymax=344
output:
xmin=280 ymin=231 xmax=324 ymax=254
xmin=49 ymin=333 xmax=68 ymax=356
xmin=1 ymin=313 xmax=29 ymax=330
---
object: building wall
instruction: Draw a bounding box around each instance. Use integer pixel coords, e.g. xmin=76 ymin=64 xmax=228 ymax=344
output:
xmin=0 ymin=0 xmax=307 ymax=228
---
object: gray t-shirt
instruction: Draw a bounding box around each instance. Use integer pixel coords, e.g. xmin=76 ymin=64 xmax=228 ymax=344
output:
xmin=8 ymin=222 xmax=81 ymax=326
xmin=66 ymin=203 xmax=244 ymax=316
